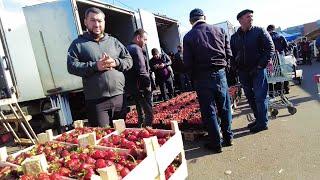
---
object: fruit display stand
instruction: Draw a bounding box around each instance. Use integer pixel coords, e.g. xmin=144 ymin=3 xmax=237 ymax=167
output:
xmin=1 ymin=120 xmax=188 ymax=180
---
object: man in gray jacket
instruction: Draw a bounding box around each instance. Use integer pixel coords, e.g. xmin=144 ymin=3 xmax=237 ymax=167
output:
xmin=67 ymin=7 xmax=132 ymax=127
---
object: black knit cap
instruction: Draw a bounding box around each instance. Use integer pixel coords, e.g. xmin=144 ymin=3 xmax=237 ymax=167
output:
xmin=236 ymin=9 xmax=253 ymax=20
xmin=189 ymin=8 xmax=204 ymax=19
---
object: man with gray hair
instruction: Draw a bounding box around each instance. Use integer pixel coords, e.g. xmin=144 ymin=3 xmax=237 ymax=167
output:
xmin=67 ymin=7 xmax=132 ymax=127
xmin=183 ymin=8 xmax=233 ymax=153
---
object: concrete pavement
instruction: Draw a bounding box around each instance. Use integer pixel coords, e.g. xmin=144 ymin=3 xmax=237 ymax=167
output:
xmin=185 ymin=60 xmax=320 ymax=180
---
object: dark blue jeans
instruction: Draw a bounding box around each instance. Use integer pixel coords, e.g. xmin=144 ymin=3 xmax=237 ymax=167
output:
xmin=194 ymin=69 xmax=233 ymax=147
xmin=239 ymin=69 xmax=269 ymax=128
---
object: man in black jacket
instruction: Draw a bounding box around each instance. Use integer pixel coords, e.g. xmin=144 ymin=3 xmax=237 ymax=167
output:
xmin=126 ymin=29 xmax=153 ymax=127
xmin=230 ymin=9 xmax=275 ymax=133
xmin=183 ymin=8 xmax=233 ymax=153
xmin=67 ymin=7 xmax=132 ymax=127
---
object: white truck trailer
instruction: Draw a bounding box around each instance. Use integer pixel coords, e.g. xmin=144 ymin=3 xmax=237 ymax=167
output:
xmin=0 ymin=0 xmax=181 ymax=132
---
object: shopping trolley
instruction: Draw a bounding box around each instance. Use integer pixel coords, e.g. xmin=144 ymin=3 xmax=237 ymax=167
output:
xmin=267 ymin=52 xmax=297 ymax=118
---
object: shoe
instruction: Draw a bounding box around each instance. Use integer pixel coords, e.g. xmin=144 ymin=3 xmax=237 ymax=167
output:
xmin=250 ymin=126 xmax=268 ymax=133
xmin=204 ymin=143 xmax=222 ymax=153
xmin=247 ymin=121 xmax=256 ymax=128
xmin=222 ymin=139 xmax=233 ymax=147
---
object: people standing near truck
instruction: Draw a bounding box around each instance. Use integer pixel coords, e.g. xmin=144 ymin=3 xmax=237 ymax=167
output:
xmin=150 ymin=48 xmax=174 ymax=101
xmin=67 ymin=7 xmax=133 ymax=127
xmin=125 ymin=29 xmax=153 ymax=127
xmin=173 ymin=45 xmax=192 ymax=92
xmin=183 ymin=8 xmax=233 ymax=153
xmin=267 ymin=24 xmax=290 ymax=94
xmin=230 ymin=9 xmax=275 ymax=133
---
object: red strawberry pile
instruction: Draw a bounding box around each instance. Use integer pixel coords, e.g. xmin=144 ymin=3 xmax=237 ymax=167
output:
xmin=126 ymin=92 xmax=202 ymax=125
xmin=99 ymin=127 xmax=174 ymax=150
xmin=55 ymin=127 xmax=114 ymax=144
xmin=20 ymin=172 xmax=61 ymax=180
xmin=7 ymin=142 xmax=144 ymax=179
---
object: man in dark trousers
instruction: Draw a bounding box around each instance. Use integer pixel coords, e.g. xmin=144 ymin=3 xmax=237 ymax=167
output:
xmin=173 ymin=45 xmax=192 ymax=92
xmin=150 ymin=48 xmax=174 ymax=101
xmin=126 ymin=29 xmax=153 ymax=127
xmin=183 ymin=8 xmax=233 ymax=153
xmin=67 ymin=7 xmax=132 ymax=127
xmin=230 ymin=9 xmax=275 ymax=133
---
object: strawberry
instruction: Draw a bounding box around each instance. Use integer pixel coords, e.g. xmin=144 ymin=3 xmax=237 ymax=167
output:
xmin=38 ymin=172 xmax=50 ymax=180
xmin=59 ymin=167 xmax=71 ymax=176
xmin=127 ymin=135 xmax=137 ymax=141
xmin=20 ymin=175 xmax=36 ymax=180
xmin=95 ymin=159 xmax=107 ymax=169
xmin=115 ymin=163 xmax=124 ymax=172
xmin=49 ymin=172 xmax=61 ymax=180
xmin=138 ymin=129 xmax=150 ymax=138
xmin=83 ymin=168 xmax=95 ymax=180
xmin=120 ymin=167 xmax=130 ymax=177
xmin=60 ymin=150 xmax=70 ymax=157
xmin=91 ymin=150 xmax=105 ymax=159
xmin=85 ymin=157 xmax=96 ymax=164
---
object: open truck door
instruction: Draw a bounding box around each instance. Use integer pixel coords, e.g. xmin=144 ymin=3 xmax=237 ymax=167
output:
xmin=136 ymin=9 xmax=161 ymax=59
xmin=23 ymin=0 xmax=136 ymax=126
xmin=0 ymin=17 xmax=17 ymax=101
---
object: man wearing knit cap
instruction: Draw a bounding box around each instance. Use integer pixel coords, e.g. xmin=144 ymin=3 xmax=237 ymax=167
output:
xmin=230 ymin=9 xmax=275 ymax=133
xmin=183 ymin=8 xmax=233 ymax=153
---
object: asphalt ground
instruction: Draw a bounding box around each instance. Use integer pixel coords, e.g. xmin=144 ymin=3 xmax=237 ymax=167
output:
xmin=185 ymin=60 xmax=320 ymax=180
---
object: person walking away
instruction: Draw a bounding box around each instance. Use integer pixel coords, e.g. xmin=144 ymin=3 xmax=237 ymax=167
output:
xmin=267 ymin=24 xmax=290 ymax=94
xmin=125 ymin=29 xmax=153 ymax=127
xmin=183 ymin=8 xmax=233 ymax=153
xmin=67 ymin=7 xmax=133 ymax=127
xmin=230 ymin=9 xmax=275 ymax=133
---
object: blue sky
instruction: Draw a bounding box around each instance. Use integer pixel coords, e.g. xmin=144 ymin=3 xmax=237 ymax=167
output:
xmin=111 ymin=0 xmax=320 ymax=31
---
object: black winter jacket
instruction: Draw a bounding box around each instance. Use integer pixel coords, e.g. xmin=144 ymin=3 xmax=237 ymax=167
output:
xmin=230 ymin=26 xmax=275 ymax=71
xmin=183 ymin=21 xmax=232 ymax=80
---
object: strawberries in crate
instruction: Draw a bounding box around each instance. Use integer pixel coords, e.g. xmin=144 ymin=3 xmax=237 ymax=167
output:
xmin=55 ymin=127 xmax=114 ymax=144
xmin=7 ymin=142 xmax=146 ymax=179
xmin=99 ymin=127 xmax=174 ymax=149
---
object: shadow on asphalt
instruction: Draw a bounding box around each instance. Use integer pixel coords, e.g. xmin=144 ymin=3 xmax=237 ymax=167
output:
xmin=184 ymin=140 xmax=217 ymax=160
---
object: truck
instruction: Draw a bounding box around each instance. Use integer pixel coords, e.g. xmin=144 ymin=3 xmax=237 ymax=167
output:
xmin=0 ymin=0 xmax=182 ymax=133
xmin=214 ymin=21 xmax=236 ymax=40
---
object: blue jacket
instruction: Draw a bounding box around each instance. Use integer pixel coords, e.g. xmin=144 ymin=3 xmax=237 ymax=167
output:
xmin=269 ymin=31 xmax=288 ymax=53
xmin=183 ymin=22 xmax=232 ymax=80
xmin=230 ymin=26 xmax=275 ymax=71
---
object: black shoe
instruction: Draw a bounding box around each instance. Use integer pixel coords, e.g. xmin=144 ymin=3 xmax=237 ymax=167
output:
xmin=222 ymin=139 xmax=233 ymax=147
xmin=250 ymin=126 xmax=268 ymax=133
xmin=247 ymin=121 xmax=256 ymax=128
xmin=204 ymin=143 xmax=222 ymax=153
